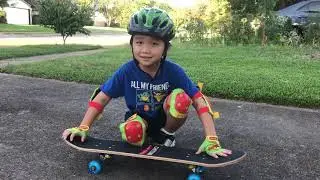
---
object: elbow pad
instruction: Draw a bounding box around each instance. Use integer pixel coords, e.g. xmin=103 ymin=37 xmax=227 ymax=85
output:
xmin=192 ymin=92 xmax=220 ymax=119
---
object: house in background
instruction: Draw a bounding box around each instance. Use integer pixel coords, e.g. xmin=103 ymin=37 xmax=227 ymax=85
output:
xmin=93 ymin=11 xmax=108 ymax=27
xmin=4 ymin=0 xmax=32 ymax=25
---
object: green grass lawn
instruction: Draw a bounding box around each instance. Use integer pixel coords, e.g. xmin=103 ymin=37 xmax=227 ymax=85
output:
xmin=0 ymin=24 xmax=127 ymax=34
xmin=0 ymin=24 xmax=54 ymax=33
xmin=0 ymin=44 xmax=103 ymax=60
xmin=1 ymin=43 xmax=319 ymax=108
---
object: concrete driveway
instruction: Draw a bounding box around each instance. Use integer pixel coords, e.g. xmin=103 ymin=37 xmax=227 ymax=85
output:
xmin=0 ymin=33 xmax=130 ymax=46
xmin=0 ymin=73 xmax=319 ymax=180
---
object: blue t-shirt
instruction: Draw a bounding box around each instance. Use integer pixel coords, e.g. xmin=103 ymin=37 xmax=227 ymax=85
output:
xmin=100 ymin=59 xmax=199 ymax=120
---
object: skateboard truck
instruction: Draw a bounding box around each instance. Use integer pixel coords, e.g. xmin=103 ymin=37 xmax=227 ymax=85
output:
xmin=187 ymin=165 xmax=205 ymax=180
xmin=99 ymin=153 xmax=112 ymax=160
xmin=188 ymin=165 xmax=206 ymax=173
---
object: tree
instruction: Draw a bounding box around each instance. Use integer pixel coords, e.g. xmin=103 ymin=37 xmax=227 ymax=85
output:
xmin=92 ymin=0 xmax=173 ymax=28
xmin=0 ymin=0 xmax=8 ymax=7
xmin=24 ymin=0 xmax=40 ymax=8
xmin=97 ymin=0 xmax=121 ymax=27
xmin=203 ymin=0 xmax=231 ymax=36
xmin=0 ymin=0 xmax=7 ymax=23
xmin=76 ymin=0 xmax=94 ymax=6
xmin=228 ymin=0 xmax=279 ymax=45
xmin=170 ymin=8 xmax=188 ymax=31
xmin=39 ymin=0 xmax=93 ymax=45
xmin=256 ymin=0 xmax=278 ymax=45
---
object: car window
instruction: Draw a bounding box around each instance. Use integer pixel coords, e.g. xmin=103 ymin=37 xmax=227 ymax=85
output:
xmin=298 ymin=2 xmax=320 ymax=12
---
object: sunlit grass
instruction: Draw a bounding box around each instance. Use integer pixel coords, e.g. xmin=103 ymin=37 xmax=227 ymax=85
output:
xmin=1 ymin=43 xmax=319 ymax=108
xmin=0 ymin=24 xmax=53 ymax=33
xmin=0 ymin=44 xmax=103 ymax=60
xmin=0 ymin=24 xmax=126 ymax=34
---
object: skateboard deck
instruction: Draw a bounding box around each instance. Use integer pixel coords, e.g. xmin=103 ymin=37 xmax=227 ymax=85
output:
xmin=64 ymin=136 xmax=246 ymax=168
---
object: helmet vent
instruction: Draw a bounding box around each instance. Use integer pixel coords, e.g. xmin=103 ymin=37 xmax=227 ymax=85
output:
xmin=160 ymin=20 xmax=168 ymax=28
xmin=128 ymin=8 xmax=175 ymax=41
xmin=142 ymin=14 xmax=146 ymax=24
xmin=134 ymin=15 xmax=139 ymax=24
xmin=152 ymin=17 xmax=159 ymax=25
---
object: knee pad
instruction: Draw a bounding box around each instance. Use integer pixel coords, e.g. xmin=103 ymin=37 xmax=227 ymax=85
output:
xmin=164 ymin=88 xmax=192 ymax=119
xmin=119 ymin=114 xmax=147 ymax=146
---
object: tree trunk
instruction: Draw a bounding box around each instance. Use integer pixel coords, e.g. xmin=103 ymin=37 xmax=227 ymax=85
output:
xmin=260 ymin=20 xmax=267 ymax=46
xmin=62 ymin=35 xmax=68 ymax=45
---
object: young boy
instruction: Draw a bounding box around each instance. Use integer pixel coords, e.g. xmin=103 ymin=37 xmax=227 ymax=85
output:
xmin=62 ymin=7 xmax=231 ymax=158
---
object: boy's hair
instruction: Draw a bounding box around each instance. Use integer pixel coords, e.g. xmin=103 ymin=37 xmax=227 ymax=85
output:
xmin=128 ymin=7 xmax=175 ymax=60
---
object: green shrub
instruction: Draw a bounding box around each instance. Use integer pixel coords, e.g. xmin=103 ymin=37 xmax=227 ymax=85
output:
xmin=265 ymin=15 xmax=294 ymax=44
xmin=303 ymin=15 xmax=320 ymax=47
xmin=185 ymin=18 xmax=208 ymax=42
xmin=279 ymin=30 xmax=302 ymax=46
xmin=224 ymin=14 xmax=256 ymax=45
xmin=304 ymin=23 xmax=320 ymax=46
xmin=0 ymin=9 xmax=6 ymax=24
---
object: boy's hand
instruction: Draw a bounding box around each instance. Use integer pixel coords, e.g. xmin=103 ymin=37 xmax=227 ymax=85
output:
xmin=62 ymin=125 xmax=89 ymax=142
xmin=196 ymin=136 xmax=232 ymax=158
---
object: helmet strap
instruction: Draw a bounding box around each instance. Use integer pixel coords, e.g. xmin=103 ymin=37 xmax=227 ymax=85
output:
xmin=162 ymin=41 xmax=171 ymax=61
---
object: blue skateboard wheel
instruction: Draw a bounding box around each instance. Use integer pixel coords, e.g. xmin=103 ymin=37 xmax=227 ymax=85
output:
xmin=88 ymin=160 xmax=103 ymax=174
xmin=187 ymin=173 xmax=201 ymax=180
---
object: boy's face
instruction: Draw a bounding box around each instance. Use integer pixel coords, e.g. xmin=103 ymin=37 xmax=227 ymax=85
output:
xmin=132 ymin=35 xmax=165 ymax=68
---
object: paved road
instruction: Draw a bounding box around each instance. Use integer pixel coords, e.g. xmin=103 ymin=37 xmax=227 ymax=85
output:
xmin=0 ymin=73 xmax=319 ymax=180
xmin=0 ymin=33 xmax=130 ymax=46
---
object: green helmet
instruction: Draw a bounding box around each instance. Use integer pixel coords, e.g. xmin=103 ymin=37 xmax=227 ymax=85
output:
xmin=128 ymin=7 xmax=175 ymax=41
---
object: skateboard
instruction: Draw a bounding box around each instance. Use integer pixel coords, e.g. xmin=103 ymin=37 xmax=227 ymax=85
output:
xmin=64 ymin=136 xmax=246 ymax=179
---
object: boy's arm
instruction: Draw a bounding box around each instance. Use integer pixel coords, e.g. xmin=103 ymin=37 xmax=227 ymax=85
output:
xmin=62 ymin=91 xmax=111 ymax=142
xmin=79 ymin=91 xmax=111 ymax=128
xmin=192 ymin=93 xmax=232 ymax=158
xmin=192 ymin=98 xmax=217 ymax=136
xmin=198 ymin=112 xmax=217 ymax=136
